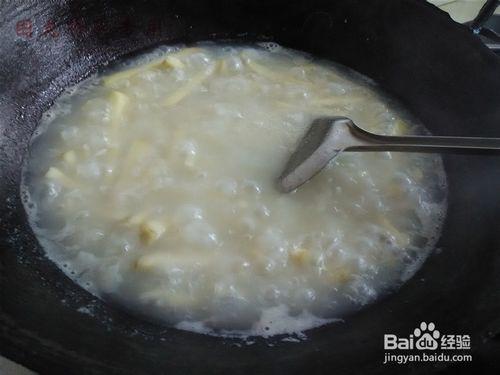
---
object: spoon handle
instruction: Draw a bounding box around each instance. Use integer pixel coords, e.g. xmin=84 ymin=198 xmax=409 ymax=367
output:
xmin=347 ymin=121 xmax=500 ymax=153
xmin=278 ymin=117 xmax=500 ymax=193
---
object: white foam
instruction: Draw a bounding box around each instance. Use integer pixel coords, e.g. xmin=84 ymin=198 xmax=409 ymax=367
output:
xmin=22 ymin=42 xmax=448 ymax=338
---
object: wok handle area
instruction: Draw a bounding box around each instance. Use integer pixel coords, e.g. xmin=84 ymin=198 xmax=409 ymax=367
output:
xmin=465 ymin=0 xmax=500 ymax=53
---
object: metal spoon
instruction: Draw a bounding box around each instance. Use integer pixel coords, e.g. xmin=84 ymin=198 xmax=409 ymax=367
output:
xmin=278 ymin=116 xmax=500 ymax=193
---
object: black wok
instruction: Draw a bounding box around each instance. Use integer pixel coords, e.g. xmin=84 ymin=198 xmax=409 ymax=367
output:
xmin=1 ymin=0 xmax=500 ymax=373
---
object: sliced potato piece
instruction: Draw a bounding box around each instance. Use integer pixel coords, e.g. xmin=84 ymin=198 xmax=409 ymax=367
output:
xmin=218 ymin=58 xmax=227 ymax=74
xmin=108 ymin=90 xmax=130 ymax=128
xmin=45 ymin=167 xmax=76 ymax=188
xmin=107 ymin=91 xmax=129 ymax=152
xmin=169 ymin=47 xmax=203 ymax=59
xmin=412 ymin=168 xmax=424 ymax=181
xmin=134 ymin=252 xmax=210 ymax=271
xmin=165 ymin=126 xmax=183 ymax=160
xmin=62 ymin=150 xmax=77 ymax=165
xmin=123 ymin=212 xmax=149 ymax=227
xmin=164 ymin=47 xmax=204 ymax=65
xmin=115 ymin=140 xmax=150 ymax=173
xmin=289 ymin=248 xmax=312 ymax=267
xmin=310 ymin=96 xmax=363 ymax=107
xmin=126 ymin=140 xmax=150 ymax=163
xmin=135 ymin=252 xmax=169 ymax=270
xmin=139 ymin=220 xmax=167 ymax=245
xmin=140 ymin=289 xmax=198 ymax=309
xmin=111 ymin=139 xmax=152 ymax=188
xmin=184 ymin=153 xmax=196 ymax=168
xmin=323 ymin=266 xmax=355 ymax=284
xmin=120 ymin=212 xmax=169 ymax=245
xmin=249 ymin=248 xmax=274 ymax=275
xmin=242 ymin=54 xmax=303 ymax=85
xmin=386 ymin=183 xmax=404 ymax=199
xmin=164 ymin=62 xmax=218 ymax=106
xmin=379 ymin=216 xmax=410 ymax=248
xmin=391 ymin=119 xmax=409 ymax=136
xmin=103 ymin=47 xmax=205 ymax=87
xmin=103 ymin=58 xmax=169 ymax=87
xmin=165 ymin=55 xmax=185 ymax=69
xmin=106 ymin=91 xmax=130 ymax=176
xmin=374 ymin=250 xmax=398 ymax=268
